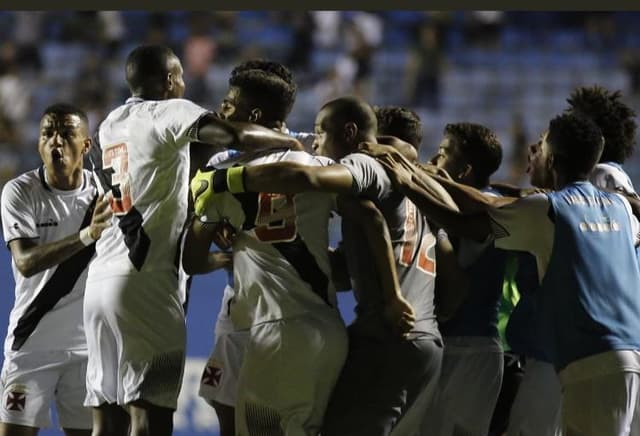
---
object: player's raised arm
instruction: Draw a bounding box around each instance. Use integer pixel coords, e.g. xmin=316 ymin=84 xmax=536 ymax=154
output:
xmin=190 ymin=162 xmax=355 ymax=216
xmin=6 ymin=195 xmax=112 ymax=278
xmin=194 ymin=113 xmax=304 ymax=152
xmin=376 ymin=135 xmax=418 ymax=162
xmin=377 ymin=152 xmax=494 ymax=242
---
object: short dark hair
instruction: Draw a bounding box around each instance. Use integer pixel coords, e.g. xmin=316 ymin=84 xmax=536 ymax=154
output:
xmin=444 ymin=122 xmax=502 ymax=185
xmin=375 ymin=106 xmax=423 ymax=150
xmin=229 ymin=59 xmax=297 ymax=123
xmin=321 ymin=96 xmax=377 ymax=136
xmin=42 ymin=103 xmax=88 ymax=126
xmin=125 ymin=45 xmax=176 ymax=94
xmin=547 ymin=113 xmax=604 ymax=178
xmin=565 ymin=85 xmax=637 ymax=163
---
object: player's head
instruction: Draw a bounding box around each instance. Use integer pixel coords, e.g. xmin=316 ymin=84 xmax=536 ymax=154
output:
xmin=38 ymin=103 xmax=91 ymax=177
xmin=565 ymin=85 xmax=637 ymax=164
xmin=375 ymin=106 xmax=423 ymax=151
xmin=125 ymin=45 xmax=185 ymax=100
xmin=531 ymin=113 xmax=604 ymax=189
xmin=220 ymin=59 xmax=296 ymax=129
xmin=313 ymin=96 xmax=377 ymax=160
xmin=431 ymin=122 xmax=502 ymax=188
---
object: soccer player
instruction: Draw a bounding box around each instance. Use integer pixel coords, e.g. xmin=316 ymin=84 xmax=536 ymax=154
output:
xmin=419 ymin=123 xmax=507 ymax=436
xmin=374 ymin=106 xmax=422 ymax=162
xmin=0 ymin=104 xmax=112 ymax=436
xmin=192 ymin=96 xmax=451 ymax=435
xmin=505 ymin=86 xmax=639 ymax=436
xmin=85 ymin=45 xmax=303 ymax=436
xmin=566 ymin=85 xmax=638 ymax=196
xmin=188 ymin=71 xmax=350 ymax=434
xmin=186 ymin=59 xmax=301 ymax=436
xmin=367 ymin=113 xmax=640 ymax=436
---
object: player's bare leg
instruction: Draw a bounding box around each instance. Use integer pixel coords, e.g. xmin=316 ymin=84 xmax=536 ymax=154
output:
xmin=91 ymin=404 xmax=129 ymax=436
xmin=128 ymin=400 xmax=173 ymax=436
xmin=211 ymin=401 xmax=235 ymax=436
xmin=0 ymin=423 xmax=38 ymax=436
xmin=63 ymin=429 xmax=92 ymax=436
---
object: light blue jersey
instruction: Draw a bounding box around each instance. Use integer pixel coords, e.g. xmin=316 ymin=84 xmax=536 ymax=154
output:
xmin=490 ymin=182 xmax=640 ymax=369
xmin=542 ymin=183 xmax=640 ymax=368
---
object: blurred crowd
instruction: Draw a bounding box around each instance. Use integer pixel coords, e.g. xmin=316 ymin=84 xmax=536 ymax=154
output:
xmin=1 ymin=11 xmax=640 ymax=186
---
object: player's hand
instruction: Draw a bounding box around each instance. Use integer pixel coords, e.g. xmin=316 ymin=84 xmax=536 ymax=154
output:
xmin=383 ymin=294 xmax=416 ymax=338
xmin=377 ymin=153 xmax=415 ymax=192
xmin=418 ymin=163 xmax=453 ymax=180
xmin=211 ymin=219 xmax=237 ymax=250
xmin=191 ymin=168 xmax=217 ymax=216
xmin=89 ymin=194 xmax=113 ymax=240
xmin=208 ymin=251 xmax=233 ymax=271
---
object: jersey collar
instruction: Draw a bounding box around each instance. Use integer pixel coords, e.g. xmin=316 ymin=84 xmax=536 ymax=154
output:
xmin=125 ymin=97 xmax=145 ymax=105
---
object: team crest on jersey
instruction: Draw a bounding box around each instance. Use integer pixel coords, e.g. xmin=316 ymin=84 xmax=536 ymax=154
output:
xmin=201 ymin=359 xmax=223 ymax=388
xmin=5 ymin=385 xmax=26 ymax=412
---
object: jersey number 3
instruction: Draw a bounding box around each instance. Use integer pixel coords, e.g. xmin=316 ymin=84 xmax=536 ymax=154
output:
xmin=103 ymin=143 xmax=132 ymax=215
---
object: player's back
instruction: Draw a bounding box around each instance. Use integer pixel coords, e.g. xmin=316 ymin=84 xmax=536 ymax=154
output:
xmin=211 ymin=149 xmax=337 ymax=330
xmin=339 ymin=153 xmax=439 ymax=340
xmin=541 ymin=182 xmax=640 ymax=368
xmin=92 ymin=97 xmax=207 ymax=278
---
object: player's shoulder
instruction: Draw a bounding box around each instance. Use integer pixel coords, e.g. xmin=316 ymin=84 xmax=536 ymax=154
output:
xmin=1 ymin=169 xmax=41 ymax=209
xmin=339 ymin=151 xmax=376 ymax=165
xmin=104 ymin=98 xmax=206 ymax=123
xmin=247 ymin=149 xmax=333 ymax=167
xmin=339 ymin=151 xmax=387 ymax=178
xmin=2 ymin=169 xmax=40 ymax=196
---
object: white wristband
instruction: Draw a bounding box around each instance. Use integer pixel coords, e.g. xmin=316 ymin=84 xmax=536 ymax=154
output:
xmin=79 ymin=227 xmax=95 ymax=247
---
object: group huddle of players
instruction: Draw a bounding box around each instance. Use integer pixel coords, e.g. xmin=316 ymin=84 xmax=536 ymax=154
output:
xmin=1 ymin=43 xmax=640 ymax=436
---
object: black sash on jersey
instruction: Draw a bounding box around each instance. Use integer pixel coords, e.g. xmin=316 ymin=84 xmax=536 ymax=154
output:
xmin=91 ymin=133 xmax=152 ymax=271
xmin=234 ymin=192 xmax=331 ymax=307
xmin=11 ymin=196 xmax=98 ymax=351
xmin=117 ymin=207 xmax=151 ymax=271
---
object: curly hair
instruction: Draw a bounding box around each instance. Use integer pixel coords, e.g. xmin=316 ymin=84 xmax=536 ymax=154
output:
xmin=565 ymin=85 xmax=636 ymax=163
xmin=547 ymin=113 xmax=604 ymax=178
xmin=229 ymin=60 xmax=296 ymax=123
xmin=444 ymin=122 xmax=502 ymax=185
xmin=374 ymin=106 xmax=423 ymax=150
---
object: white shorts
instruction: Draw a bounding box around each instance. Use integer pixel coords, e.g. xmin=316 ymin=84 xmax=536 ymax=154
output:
xmin=83 ymin=273 xmax=187 ymax=410
xmin=560 ymin=350 xmax=640 ymax=436
xmin=0 ymin=349 xmax=91 ymax=429
xmin=235 ymin=310 xmax=347 ymax=436
xmin=198 ymin=328 xmax=249 ymax=407
xmin=420 ymin=336 xmax=504 ymax=436
xmin=507 ymin=358 xmax=562 ymax=436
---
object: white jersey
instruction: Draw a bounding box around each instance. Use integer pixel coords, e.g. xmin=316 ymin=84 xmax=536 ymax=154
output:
xmin=201 ymin=149 xmax=337 ymax=330
xmin=90 ymin=97 xmax=209 ymax=279
xmin=1 ymin=168 xmax=96 ymax=353
xmin=590 ymin=162 xmax=637 ymax=196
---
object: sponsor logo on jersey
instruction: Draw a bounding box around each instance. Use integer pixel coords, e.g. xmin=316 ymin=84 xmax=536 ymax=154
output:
xmin=36 ymin=218 xmax=58 ymax=228
xmin=5 ymin=385 xmax=26 ymax=412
